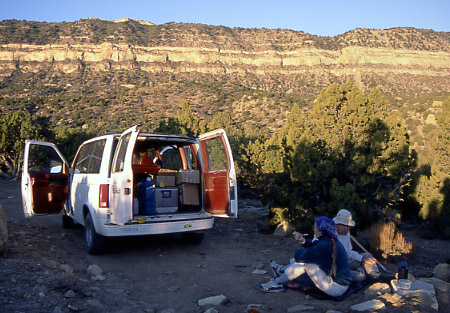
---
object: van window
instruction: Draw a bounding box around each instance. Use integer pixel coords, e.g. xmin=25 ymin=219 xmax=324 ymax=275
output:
xmin=204 ymin=138 xmax=227 ymax=171
xmin=181 ymin=146 xmax=197 ymax=170
xmin=160 ymin=145 xmax=182 ymax=170
xmin=74 ymin=144 xmax=91 ymax=174
xmin=114 ymin=132 xmax=131 ymax=173
xmin=88 ymin=139 xmax=106 ymax=173
xmin=28 ymin=144 xmax=64 ymax=174
xmin=74 ymin=139 xmax=106 ymax=174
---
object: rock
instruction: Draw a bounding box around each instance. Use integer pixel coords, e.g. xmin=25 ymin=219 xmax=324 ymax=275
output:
xmin=64 ymin=290 xmax=76 ymax=298
xmin=90 ymin=274 xmax=106 ymax=281
xmin=87 ymin=264 xmax=103 ymax=276
xmin=433 ymin=263 xmax=450 ymax=282
xmin=53 ymin=307 xmax=63 ymax=313
xmin=379 ymin=293 xmax=403 ymax=306
xmin=393 ymin=279 xmax=438 ymax=311
xmin=350 ymin=299 xmax=385 ymax=311
xmin=86 ymin=299 xmax=104 ymax=308
xmin=420 ymin=277 xmax=450 ymax=292
xmin=273 ymin=221 xmax=293 ymax=236
xmin=42 ymin=259 xmax=57 ymax=269
xmin=252 ymin=269 xmax=267 ymax=275
xmin=204 ymin=309 xmax=219 ymax=313
xmin=364 ymin=282 xmax=390 ymax=296
xmin=0 ymin=203 xmax=8 ymax=256
xmin=67 ymin=304 xmax=79 ymax=311
xmin=197 ymin=295 xmax=227 ymax=306
xmin=287 ymin=304 xmax=315 ymax=312
xmin=167 ymin=285 xmax=180 ymax=292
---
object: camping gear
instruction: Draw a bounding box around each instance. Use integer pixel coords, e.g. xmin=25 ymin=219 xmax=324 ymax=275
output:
xmin=138 ymin=177 xmax=156 ymax=215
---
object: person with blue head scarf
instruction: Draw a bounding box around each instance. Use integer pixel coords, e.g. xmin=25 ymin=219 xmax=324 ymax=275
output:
xmin=259 ymin=216 xmax=351 ymax=296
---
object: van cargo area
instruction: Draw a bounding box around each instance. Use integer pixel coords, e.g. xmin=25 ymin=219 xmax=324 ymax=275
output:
xmin=133 ymin=170 xmax=202 ymax=216
xmin=131 ymin=136 xmax=203 ymax=217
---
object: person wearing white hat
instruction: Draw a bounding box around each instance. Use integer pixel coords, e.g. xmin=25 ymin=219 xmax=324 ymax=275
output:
xmin=333 ymin=209 xmax=380 ymax=282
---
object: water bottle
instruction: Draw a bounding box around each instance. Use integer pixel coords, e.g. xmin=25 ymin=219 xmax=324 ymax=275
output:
xmin=397 ymin=262 xmax=408 ymax=279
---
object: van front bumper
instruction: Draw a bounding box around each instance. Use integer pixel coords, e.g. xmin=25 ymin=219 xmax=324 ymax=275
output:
xmin=101 ymin=216 xmax=215 ymax=237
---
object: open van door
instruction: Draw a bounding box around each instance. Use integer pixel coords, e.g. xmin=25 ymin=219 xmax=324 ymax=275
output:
xmin=109 ymin=125 xmax=140 ymax=225
xmin=21 ymin=140 xmax=70 ymax=217
xmin=199 ymin=129 xmax=238 ymax=217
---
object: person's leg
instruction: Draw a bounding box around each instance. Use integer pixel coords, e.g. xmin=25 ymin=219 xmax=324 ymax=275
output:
xmin=348 ymin=259 xmax=367 ymax=282
xmin=304 ymin=264 xmax=349 ymax=297
xmin=259 ymin=262 xmax=307 ymax=292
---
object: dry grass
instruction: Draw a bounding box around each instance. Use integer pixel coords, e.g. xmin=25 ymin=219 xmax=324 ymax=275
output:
xmin=365 ymin=220 xmax=414 ymax=259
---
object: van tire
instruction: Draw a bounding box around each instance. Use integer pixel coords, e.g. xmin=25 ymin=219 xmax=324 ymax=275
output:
xmin=62 ymin=214 xmax=74 ymax=229
xmin=182 ymin=231 xmax=204 ymax=245
xmin=84 ymin=212 xmax=104 ymax=255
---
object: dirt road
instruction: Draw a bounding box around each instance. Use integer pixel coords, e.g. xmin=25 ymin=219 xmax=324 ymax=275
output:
xmin=0 ymin=178 xmax=448 ymax=312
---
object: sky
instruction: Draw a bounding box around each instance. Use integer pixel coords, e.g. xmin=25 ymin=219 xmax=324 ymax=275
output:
xmin=1 ymin=0 xmax=449 ymax=37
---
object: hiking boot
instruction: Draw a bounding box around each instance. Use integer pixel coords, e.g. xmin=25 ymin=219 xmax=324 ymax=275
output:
xmin=259 ymin=278 xmax=285 ymax=293
xmin=269 ymin=258 xmax=284 ymax=278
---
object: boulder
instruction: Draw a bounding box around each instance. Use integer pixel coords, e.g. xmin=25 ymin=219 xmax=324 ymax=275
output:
xmin=433 ymin=263 xmax=450 ymax=282
xmin=0 ymin=203 xmax=8 ymax=256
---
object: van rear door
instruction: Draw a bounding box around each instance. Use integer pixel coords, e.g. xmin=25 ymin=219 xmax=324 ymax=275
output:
xmin=21 ymin=140 xmax=70 ymax=217
xmin=109 ymin=126 xmax=139 ymax=225
xmin=199 ymin=129 xmax=238 ymax=217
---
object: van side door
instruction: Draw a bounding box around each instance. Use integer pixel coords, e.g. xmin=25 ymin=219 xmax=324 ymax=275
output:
xmin=109 ymin=126 xmax=139 ymax=225
xmin=21 ymin=140 xmax=70 ymax=217
xmin=199 ymin=129 xmax=238 ymax=217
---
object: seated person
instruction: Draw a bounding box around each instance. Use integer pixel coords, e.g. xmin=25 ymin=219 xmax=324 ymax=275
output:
xmin=259 ymin=217 xmax=351 ymax=296
xmin=333 ymin=209 xmax=385 ymax=282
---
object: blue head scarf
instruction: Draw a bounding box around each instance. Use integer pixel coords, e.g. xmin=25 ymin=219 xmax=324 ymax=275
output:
xmin=315 ymin=216 xmax=338 ymax=240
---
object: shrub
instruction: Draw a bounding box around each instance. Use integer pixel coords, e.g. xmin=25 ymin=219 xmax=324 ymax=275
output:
xmin=366 ymin=220 xmax=413 ymax=259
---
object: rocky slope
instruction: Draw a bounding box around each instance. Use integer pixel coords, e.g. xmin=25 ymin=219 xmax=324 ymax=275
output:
xmin=0 ymin=19 xmax=449 ymax=94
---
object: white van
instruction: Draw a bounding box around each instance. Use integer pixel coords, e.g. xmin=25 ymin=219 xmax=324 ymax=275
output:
xmin=21 ymin=125 xmax=238 ymax=254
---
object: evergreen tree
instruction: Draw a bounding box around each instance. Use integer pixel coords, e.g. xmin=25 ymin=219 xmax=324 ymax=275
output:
xmin=176 ymin=100 xmax=205 ymax=137
xmin=416 ymin=96 xmax=450 ymax=236
xmin=0 ymin=110 xmax=38 ymax=176
xmin=268 ymin=82 xmax=414 ymax=230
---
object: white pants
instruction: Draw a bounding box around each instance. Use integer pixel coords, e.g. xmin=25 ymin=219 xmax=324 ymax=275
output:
xmin=284 ymin=261 xmax=349 ymax=297
xmin=349 ymin=253 xmax=379 ymax=283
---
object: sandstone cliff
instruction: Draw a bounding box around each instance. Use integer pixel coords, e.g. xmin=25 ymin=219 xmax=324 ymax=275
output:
xmin=0 ymin=19 xmax=449 ymax=93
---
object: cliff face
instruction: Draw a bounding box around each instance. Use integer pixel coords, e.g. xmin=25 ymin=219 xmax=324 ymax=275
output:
xmin=0 ymin=19 xmax=449 ymax=93
xmin=1 ymin=42 xmax=449 ymax=76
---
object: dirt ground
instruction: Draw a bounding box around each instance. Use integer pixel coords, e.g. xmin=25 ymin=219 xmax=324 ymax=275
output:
xmin=1 ymin=178 xmax=449 ymax=313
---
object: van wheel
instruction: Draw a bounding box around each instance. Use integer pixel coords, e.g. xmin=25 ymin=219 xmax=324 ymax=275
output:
xmin=62 ymin=214 xmax=74 ymax=229
xmin=84 ymin=212 xmax=104 ymax=255
xmin=182 ymin=231 xmax=204 ymax=245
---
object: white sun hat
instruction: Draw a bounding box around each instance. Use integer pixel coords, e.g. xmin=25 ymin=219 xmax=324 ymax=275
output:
xmin=333 ymin=209 xmax=355 ymax=227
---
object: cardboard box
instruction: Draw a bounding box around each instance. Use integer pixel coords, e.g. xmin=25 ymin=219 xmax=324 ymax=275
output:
xmin=176 ymin=170 xmax=200 ymax=185
xmin=179 ymin=183 xmax=200 ymax=205
xmin=155 ymin=174 xmax=176 ymax=187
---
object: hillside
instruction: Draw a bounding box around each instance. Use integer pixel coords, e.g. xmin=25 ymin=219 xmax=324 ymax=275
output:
xmin=0 ymin=19 xmax=449 ymax=140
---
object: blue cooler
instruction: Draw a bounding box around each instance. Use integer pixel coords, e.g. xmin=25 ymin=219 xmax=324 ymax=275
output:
xmin=138 ymin=177 xmax=156 ymax=215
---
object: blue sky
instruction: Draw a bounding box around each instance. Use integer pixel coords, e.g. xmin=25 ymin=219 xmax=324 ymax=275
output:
xmin=1 ymin=0 xmax=449 ymax=36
